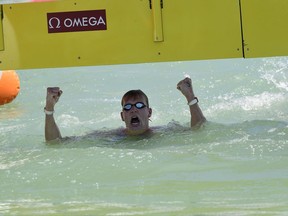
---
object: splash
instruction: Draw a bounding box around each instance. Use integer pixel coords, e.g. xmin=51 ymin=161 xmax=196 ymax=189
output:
xmin=260 ymin=57 xmax=288 ymax=92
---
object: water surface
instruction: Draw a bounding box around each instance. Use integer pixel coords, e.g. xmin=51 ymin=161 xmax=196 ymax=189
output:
xmin=0 ymin=57 xmax=288 ymax=215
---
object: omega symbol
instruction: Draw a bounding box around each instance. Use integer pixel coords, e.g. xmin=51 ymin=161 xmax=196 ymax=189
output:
xmin=48 ymin=17 xmax=61 ymax=29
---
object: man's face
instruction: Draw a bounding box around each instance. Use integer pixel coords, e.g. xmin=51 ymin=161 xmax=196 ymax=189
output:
xmin=120 ymin=95 xmax=152 ymax=135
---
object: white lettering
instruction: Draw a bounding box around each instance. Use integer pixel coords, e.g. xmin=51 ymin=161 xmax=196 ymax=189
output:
xmin=61 ymin=16 xmax=106 ymax=29
xmin=73 ymin=18 xmax=82 ymax=27
xmin=82 ymin=17 xmax=88 ymax=26
xmin=64 ymin=18 xmax=72 ymax=27
xmin=97 ymin=16 xmax=106 ymax=26
xmin=89 ymin=17 xmax=97 ymax=26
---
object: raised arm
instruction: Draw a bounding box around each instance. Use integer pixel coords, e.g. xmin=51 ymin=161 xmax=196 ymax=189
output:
xmin=45 ymin=87 xmax=63 ymax=142
xmin=177 ymin=77 xmax=206 ymax=127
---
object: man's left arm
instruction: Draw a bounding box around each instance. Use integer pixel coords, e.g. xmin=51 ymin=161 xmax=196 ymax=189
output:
xmin=177 ymin=77 xmax=206 ymax=127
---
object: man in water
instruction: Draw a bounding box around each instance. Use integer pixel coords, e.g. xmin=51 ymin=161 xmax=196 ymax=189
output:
xmin=44 ymin=77 xmax=206 ymax=141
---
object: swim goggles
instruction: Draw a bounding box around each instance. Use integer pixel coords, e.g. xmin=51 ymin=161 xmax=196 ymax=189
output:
xmin=123 ymin=102 xmax=146 ymax=111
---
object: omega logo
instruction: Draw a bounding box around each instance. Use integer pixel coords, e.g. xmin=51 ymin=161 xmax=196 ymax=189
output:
xmin=47 ymin=10 xmax=107 ymax=33
xmin=48 ymin=16 xmax=106 ymax=29
xmin=48 ymin=17 xmax=61 ymax=29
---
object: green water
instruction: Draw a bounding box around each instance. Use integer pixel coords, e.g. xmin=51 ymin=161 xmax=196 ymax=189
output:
xmin=0 ymin=58 xmax=288 ymax=215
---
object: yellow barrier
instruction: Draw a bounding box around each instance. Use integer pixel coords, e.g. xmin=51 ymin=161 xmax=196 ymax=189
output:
xmin=0 ymin=0 xmax=287 ymax=70
xmin=241 ymin=0 xmax=288 ymax=58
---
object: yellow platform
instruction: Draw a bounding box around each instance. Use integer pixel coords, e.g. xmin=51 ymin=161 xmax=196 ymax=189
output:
xmin=0 ymin=0 xmax=287 ymax=70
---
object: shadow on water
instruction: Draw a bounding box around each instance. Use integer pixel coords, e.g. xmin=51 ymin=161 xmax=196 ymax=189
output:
xmin=0 ymin=103 xmax=23 ymax=120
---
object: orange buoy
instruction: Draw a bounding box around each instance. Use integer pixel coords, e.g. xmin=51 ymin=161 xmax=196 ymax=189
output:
xmin=0 ymin=70 xmax=20 ymax=105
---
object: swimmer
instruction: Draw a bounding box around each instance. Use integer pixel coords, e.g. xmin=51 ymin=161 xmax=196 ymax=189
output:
xmin=44 ymin=77 xmax=206 ymax=141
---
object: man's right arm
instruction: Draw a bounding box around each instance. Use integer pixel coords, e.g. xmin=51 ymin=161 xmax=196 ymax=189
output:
xmin=45 ymin=87 xmax=63 ymax=142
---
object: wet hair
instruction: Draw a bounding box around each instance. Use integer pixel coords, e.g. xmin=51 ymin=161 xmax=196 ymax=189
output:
xmin=121 ymin=90 xmax=149 ymax=107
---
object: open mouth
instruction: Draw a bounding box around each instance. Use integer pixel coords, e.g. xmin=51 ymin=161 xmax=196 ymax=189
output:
xmin=130 ymin=117 xmax=140 ymax=126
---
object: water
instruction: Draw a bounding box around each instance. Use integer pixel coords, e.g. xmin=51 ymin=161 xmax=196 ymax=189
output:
xmin=0 ymin=57 xmax=288 ymax=215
